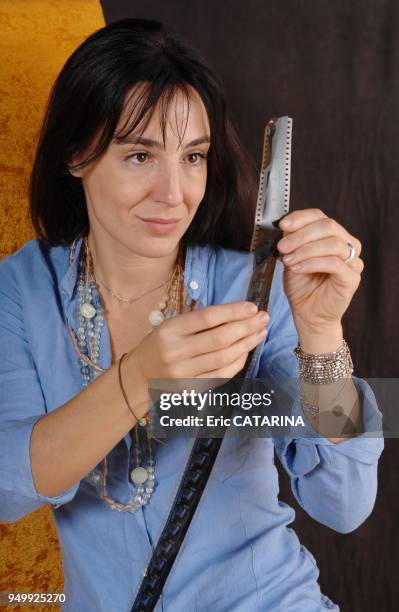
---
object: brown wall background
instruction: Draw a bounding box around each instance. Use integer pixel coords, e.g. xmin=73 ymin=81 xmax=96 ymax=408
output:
xmin=100 ymin=2 xmax=398 ymax=611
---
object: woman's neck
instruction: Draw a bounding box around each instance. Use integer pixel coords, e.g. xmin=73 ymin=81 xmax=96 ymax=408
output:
xmin=86 ymin=230 xmax=180 ymax=302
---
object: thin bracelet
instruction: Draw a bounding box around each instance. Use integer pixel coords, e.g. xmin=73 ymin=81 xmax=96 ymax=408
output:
xmin=118 ymin=352 xmax=148 ymax=426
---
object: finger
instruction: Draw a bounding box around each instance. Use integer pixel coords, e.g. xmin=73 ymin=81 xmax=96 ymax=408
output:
xmin=197 ymin=353 xmax=248 ymax=378
xmin=346 ymin=256 xmax=364 ymax=273
xmin=277 ymin=208 xmax=328 ymax=232
xmin=190 ymin=325 xmax=268 ymax=376
xmin=281 ymin=236 xmax=362 ymax=267
xmin=277 ymin=216 xmax=362 ymax=259
xmin=170 ymin=300 xmax=259 ymax=335
xmin=289 ymin=255 xmax=362 ymax=287
xmin=165 ymin=310 xmax=270 ymax=362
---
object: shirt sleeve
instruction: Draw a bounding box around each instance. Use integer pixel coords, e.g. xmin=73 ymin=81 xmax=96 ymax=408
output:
xmin=0 ymin=254 xmax=80 ymax=523
xmin=257 ymin=260 xmax=384 ymax=534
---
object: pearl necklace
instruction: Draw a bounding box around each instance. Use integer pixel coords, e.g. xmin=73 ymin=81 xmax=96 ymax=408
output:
xmin=70 ymin=236 xmax=191 ymax=513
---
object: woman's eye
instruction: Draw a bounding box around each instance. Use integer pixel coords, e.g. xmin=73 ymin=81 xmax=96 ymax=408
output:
xmin=126 ymin=152 xmax=150 ymax=164
xmin=186 ymin=152 xmax=208 ymax=165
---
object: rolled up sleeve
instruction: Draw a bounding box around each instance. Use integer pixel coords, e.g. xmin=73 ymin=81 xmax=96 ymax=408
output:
xmin=258 ymin=261 xmax=384 ymax=533
xmin=0 ymin=255 xmax=79 ymax=523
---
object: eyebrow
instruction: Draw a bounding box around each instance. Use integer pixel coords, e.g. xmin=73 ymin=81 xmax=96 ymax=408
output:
xmin=113 ymin=135 xmax=211 ymax=149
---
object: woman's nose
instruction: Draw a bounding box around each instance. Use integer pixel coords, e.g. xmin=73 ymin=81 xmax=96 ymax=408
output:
xmin=153 ymin=162 xmax=184 ymax=206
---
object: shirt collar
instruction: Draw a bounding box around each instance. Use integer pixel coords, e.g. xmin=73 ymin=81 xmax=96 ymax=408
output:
xmin=60 ymin=237 xmax=210 ymax=306
xmin=60 ymin=237 xmax=83 ymax=300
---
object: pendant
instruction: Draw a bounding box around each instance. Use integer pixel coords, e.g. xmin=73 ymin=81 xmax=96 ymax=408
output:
xmin=148 ymin=309 xmax=165 ymax=326
xmin=130 ymin=466 xmax=149 ymax=485
xmin=80 ymin=302 xmax=96 ymax=319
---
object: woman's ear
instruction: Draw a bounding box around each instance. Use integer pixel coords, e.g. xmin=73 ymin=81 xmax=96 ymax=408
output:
xmin=67 ymin=135 xmax=99 ymax=177
xmin=66 ymin=158 xmax=85 ymax=178
xmin=66 ymin=147 xmax=94 ymax=177
xmin=67 ymin=133 xmax=100 ymax=177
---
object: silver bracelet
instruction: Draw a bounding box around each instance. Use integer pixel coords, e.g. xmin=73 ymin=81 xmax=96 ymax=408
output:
xmin=294 ymin=339 xmax=354 ymax=385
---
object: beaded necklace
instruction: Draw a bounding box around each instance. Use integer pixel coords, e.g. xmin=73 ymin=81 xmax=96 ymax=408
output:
xmin=67 ymin=236 xmax=197 ymax=512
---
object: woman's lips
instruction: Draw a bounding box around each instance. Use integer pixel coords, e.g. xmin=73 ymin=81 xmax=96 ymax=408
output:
xmin=138 ymin=217 xmax=180 ymax=235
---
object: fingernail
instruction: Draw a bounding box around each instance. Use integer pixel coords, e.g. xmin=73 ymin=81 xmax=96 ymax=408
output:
xmin=283 ymin=254 xmax=295 ymax=263
xmin=258 ymin=311 xmax=269 ymax=322
xmin=272 ymin=212 xmax=290 ymax=229
xmin=279 ymin=217 xmax=291 ymax=229
xmin=245 ymin=303 xmax=258 ymax=313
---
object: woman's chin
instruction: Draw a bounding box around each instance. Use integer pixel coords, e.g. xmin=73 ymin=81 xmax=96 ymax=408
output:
xmin=128 ymin=237 xmax=182 ymax=258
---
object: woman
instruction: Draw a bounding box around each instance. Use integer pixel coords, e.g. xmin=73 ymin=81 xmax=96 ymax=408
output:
xmin=0 ymin=18 xmax=383 ymax=612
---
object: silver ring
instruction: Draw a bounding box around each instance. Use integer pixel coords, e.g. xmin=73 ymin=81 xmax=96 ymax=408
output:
xmin=344 ymin=242 xmax=356 ymax=264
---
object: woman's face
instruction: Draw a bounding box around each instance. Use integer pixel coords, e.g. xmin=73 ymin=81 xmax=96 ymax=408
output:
xmin=71 ymin=86 xmax=211 ymax=258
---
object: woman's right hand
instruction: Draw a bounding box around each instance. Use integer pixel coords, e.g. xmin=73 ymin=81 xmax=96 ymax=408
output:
xmin=130 ymin=301 xmax=269 ymax=385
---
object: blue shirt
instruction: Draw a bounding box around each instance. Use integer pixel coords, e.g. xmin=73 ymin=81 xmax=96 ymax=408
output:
xmin=0 ymin=238 xmax=384 ymax=611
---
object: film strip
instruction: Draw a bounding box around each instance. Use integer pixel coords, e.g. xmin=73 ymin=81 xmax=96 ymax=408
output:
xmin=240 ymin=116 xmax=293 ymax=378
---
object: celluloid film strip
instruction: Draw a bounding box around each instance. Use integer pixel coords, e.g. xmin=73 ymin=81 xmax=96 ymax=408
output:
xmin=241 ymin=116 xmax=293 ymax=378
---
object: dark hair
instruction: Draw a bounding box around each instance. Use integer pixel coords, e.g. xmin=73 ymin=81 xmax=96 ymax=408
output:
xmin=30 ymin=18 xmax=257 ymax=250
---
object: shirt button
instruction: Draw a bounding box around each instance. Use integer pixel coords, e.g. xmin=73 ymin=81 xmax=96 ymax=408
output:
xmin=142 ymin=566 xmax=148 ymax=577
xmin=189 ymin=280 xmax=199 ymax=290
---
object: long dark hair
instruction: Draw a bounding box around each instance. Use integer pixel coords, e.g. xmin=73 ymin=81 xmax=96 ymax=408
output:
xmin=30 ymin=18 xmax=258 ymax=250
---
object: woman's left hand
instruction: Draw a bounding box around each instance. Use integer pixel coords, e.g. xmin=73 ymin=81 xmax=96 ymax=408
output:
xmin=276 ymin=208 xmax=364 ymax=336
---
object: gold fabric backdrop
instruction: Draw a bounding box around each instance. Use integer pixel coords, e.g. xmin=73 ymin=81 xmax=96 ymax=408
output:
xmin=0 ymin=1 xmax=104 ymax=610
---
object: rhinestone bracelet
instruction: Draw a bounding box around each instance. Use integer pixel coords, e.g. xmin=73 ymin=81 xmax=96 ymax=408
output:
xmin=294 ymin=339 xmax=354 ymax=385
